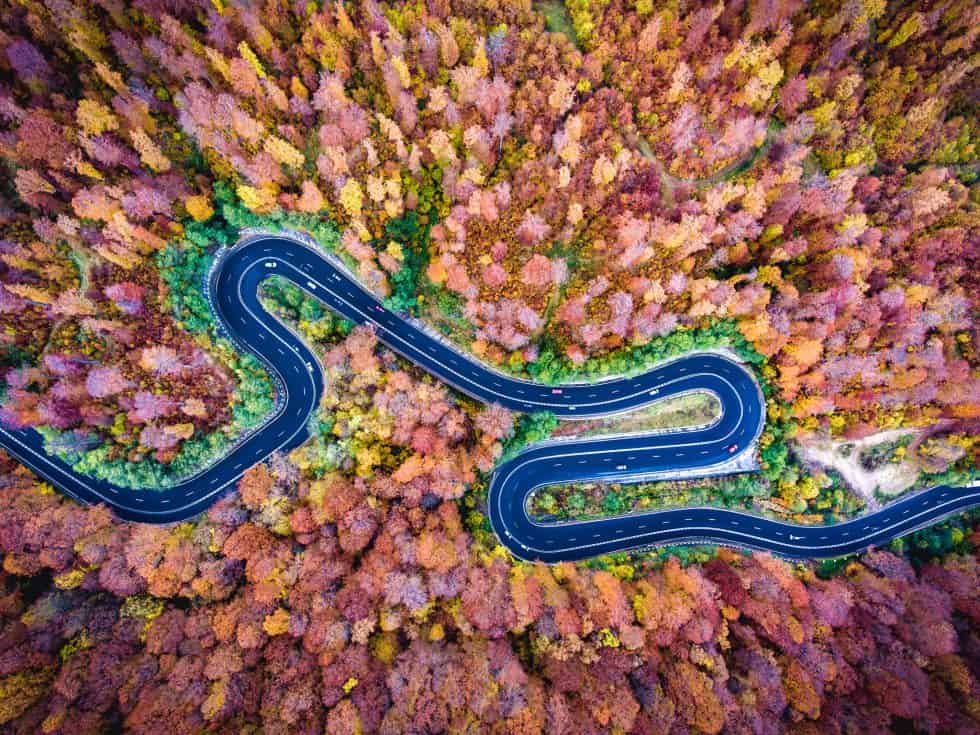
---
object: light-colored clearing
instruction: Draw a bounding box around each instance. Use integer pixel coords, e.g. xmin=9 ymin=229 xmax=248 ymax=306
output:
xmin=800 ymin=429 xmax=922 ymax=509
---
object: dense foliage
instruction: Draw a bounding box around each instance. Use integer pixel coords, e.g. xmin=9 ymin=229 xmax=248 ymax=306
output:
xmin=1 ymin=458 xmax=979 ymax=733
xmin=0 ymin=0 xmax=977 ymax=732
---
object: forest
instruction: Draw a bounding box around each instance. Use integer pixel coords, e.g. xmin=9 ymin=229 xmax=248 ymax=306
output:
xmin=0 ymin=0 xmax=977 ymax=732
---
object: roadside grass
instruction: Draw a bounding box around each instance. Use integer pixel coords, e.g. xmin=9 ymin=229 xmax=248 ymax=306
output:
xmin=553 ymin=391 xmax=721 ymax=441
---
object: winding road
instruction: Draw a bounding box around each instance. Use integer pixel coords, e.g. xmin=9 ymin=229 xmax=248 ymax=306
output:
xmin=0 ymin=232 xmax=976 ymax=560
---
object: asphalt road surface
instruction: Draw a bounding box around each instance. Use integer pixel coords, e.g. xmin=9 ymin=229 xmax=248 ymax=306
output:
xmin=0 ymin=233 xmax=976 ymax=560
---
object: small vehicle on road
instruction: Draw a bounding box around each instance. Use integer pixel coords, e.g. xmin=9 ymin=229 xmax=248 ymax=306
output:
xmin=648 ymin=388 xmax=659 ymax=396
xmin=551 ymin=388 xmax=563 ymax=395
xmin=615 ymin=464 xmax=627 ymax=471
xmin=727 ymin=443 xmax=738 ymax=453
xmin=264 ymin=261 xmax=276 ymax=268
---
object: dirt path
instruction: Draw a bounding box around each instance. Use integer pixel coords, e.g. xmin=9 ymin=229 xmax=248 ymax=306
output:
xmin=634 ymin=123 xmax=780 ymax=207
xmin=800 ymin=429 xmax=922 ymax=510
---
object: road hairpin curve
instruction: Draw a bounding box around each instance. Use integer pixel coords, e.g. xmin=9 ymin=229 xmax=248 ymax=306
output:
xmin=1 ymin=232 xmax=976 ymax=560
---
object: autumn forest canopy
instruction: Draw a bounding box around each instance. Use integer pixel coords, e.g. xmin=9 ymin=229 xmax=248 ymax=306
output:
xmin=0 ymin=0 xmax=978 ymax=732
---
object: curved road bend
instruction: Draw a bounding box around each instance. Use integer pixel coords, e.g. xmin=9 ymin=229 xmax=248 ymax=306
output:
xmin=0 ymin=233 xmax=976 ymax=559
